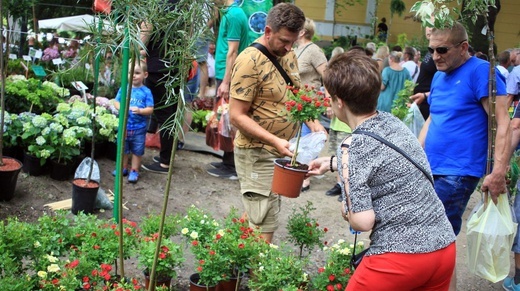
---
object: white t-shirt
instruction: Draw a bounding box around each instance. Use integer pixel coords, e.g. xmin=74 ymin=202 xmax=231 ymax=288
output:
xmin=402 ymin=60 xmax=419 ymax=83
xmin=207 ymin=53 xmax=215 ymax=78
xmin=497 ymin=65 xmax=509 ymax=79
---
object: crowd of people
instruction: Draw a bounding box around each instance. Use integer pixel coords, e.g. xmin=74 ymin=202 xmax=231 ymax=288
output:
xmin=104 ymin=1 xmax=520 ymax=290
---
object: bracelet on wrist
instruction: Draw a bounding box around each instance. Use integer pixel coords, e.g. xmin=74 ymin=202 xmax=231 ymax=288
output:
xmin=330 ymin=155 xmax=335 ymax=173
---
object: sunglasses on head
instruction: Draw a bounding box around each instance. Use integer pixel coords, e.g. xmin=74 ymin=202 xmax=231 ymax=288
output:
xmin=428 ymin=39 xmax=467 ymax=55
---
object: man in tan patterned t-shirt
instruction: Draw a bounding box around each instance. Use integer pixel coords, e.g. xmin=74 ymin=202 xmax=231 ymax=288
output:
xmin=229 ymin=3 xmax=324 ymax=243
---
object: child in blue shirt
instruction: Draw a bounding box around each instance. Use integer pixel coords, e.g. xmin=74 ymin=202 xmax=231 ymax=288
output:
xmin=112 ymin=60 xmax=154 ymax=183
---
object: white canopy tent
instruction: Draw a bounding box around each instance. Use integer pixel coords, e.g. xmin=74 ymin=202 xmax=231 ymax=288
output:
xmin=38 ymin=14 xmax=113 ymax=33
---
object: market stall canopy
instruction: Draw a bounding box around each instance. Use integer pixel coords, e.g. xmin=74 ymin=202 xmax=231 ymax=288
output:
xmin=38 ymin=14 xmax=113 ymax=33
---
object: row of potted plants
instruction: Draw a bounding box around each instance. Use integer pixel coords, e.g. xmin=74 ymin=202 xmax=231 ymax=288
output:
xmin=2 ymin=99 xmax=118 ymax=170
xmin=0 ymin=203 xmax=363 ymax=291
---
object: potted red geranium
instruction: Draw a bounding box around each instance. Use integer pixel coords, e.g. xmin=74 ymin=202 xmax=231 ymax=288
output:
xmin=272 ymin=85 xmax=329 ymax=198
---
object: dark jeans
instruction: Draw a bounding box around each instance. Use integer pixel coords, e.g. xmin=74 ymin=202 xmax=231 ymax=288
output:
xmin=434 ymin=175 xmax=480 ymax=236
xmin=145 ymin=72 xmax=180 ymax=165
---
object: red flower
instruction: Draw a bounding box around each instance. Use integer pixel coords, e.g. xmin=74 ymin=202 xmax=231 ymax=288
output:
xmin=91 ymin=270 xmax=98 ymax=277
xmin=329 ymin=274 xmax=335 ymax=281
xmin=125 ymin=227 xmax=132 ymax=235
xmin=324 ymin=227 xmax=328 ymax=232
xmin=192 ymin=240 xmax=199 ymax=246
xmin=91 ymin=232 xmax=97 ymax=237
xmin=199 ymin=260 xmax=205 ymax=265
xmin=159 ymin=253 xmax=166 ymax=259
xmin=67 ymin=259 xmax=79 ymax=269
xmin=93 ymin=245 xmax=100 ymax=250
xmin=209 ymin=250 xmax=216 ymax=255
xmin=326 ymin=285 xmax=334 ymax=291
xmin=238 ymin=243 xmax=245 ymax=249
xmin=216 ymin=233 xmax=222 ymax=240
xmin=101 ymin=264 xmax=112 ymax=272
xmin=51 ymin=278 xmax=59 ymax=285
xmin=161 ymin=246 xmax=170 ymax=253
xmin=318 ymin=267 xmax=325 ymax=273
xmin=336 ymin=283 xmax=343 ymax=290
xmin=297 ymin=104 xmax=303 ymax=111
xmin=197 ymin=266 xmax=203 ymax=272
xmin=343 ymin=268 xmax=351 ymax=274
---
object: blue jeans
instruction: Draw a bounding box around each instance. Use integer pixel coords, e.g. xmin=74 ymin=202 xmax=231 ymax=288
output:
xmin=124 ymin=127 xmax=147 ymax=156
xmin=434 ymin=175 xmax=480 ymax=236
xmin=512 ymin=192 xmax=520 ymax=253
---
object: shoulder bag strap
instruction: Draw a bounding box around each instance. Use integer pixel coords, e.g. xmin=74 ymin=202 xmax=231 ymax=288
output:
xmin=354 ymin=130 xmax=434 ymax=185
xmin=250 ymin=42 xmax=292 ymax=86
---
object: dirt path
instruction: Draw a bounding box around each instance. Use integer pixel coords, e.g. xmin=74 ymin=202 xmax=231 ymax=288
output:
xmin=0 ymin=135 xmax=510 ymax=290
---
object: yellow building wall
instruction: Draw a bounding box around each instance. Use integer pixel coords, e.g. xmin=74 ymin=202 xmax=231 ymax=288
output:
xmin=293 ymin=0 xmax=327 ymax=22
xmin=494 ymin=0 xmax=520 ymax=51
xmin=335 ymin=2 xmax=367 ymax=25
xmin=377 ymin=0 xmax=519 ymax=50
xmin=293 ymin=0 xmax=519 ymax=49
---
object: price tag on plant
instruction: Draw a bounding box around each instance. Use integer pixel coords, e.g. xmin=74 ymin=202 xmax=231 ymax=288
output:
xmin=22 ymin=55 xmax=32 ymax=61
xmin=52 ymin=58 xmax=64 ymax=65
xmin=72 ymin=81 xmax=89 ymax=91
xmin=9 ymin=54 xmax=17 ymax=60
xmin=34 ymin=50 xmax=43 ymax=59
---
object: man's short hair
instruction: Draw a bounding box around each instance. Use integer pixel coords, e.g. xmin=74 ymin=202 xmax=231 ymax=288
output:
xmin=324 ymin=51 xmax=381 ymax=115
xmin=498 ymin=51 xmax=510 ymax=65
xmin=266 ymin=3 xmax=305 ymax=33
xmin=431 ymin=22 xmax=468 ymax=45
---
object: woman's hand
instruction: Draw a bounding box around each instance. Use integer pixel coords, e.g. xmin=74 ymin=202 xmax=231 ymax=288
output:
xmin=307 ymin=156 xmax=331 ymax=176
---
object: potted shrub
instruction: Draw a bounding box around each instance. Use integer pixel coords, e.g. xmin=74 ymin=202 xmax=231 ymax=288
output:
xmin=272 ymin=85 xmax=330 ymax=198
xmin=286 ymin=201 xmax=328 ymax=258
xmin=247 ymin=243 xmax=309 ymax=291
xmin=20 ymin=112 xmax=54 ymax=176
xmin=137 ymin=233 xmax=184 ymax=289
xmin=0 ymin=111 xmax=23 ymax=200
xmin=4 ymin=75 xmax=68 ymax=114
xmin=310 ymin=239 xmax=364 ymax=290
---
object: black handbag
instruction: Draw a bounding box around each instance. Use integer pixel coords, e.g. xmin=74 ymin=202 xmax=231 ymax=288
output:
xmin=348 ymin=130 xmax=435 ymax=269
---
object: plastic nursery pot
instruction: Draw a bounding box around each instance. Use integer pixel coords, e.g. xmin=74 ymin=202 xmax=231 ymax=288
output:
xmin=71 ymin=179 xmax=99 ymax=215
xmin=143 ymin=270 xmax=172 ymax=290
xmin=271 ymin=158 xmax=309 ymax=198
xmin=0 ymin=157 xmax=23 ymax=201
xmin=22 ymin=152 xmax=46 ymax=176
xmin=189 ymin=273 xmax=216 ymax=291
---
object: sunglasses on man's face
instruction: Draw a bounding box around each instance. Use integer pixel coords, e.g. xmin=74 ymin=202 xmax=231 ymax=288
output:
xmin=428 ymin=40 xmax=467 ymax=55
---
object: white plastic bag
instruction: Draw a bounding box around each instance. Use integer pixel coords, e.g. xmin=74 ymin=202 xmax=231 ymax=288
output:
xmin=289 ymin=131 xmax=327 ymax=165
xmin=403 ymin=102 xmax=425 ymax=137
xmin=74 ymin=157 xmax=113 ymax=210
xmin=466 ymin=194 xmax=517 ymax=283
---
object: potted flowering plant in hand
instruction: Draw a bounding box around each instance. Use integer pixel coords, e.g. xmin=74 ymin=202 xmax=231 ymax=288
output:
xmin=272 ymin=85 xmax=330 ymax=198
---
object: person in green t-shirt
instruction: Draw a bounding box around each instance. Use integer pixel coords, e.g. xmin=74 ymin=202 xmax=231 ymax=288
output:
xmin=206 ymin=0 xmax=250 ymax=180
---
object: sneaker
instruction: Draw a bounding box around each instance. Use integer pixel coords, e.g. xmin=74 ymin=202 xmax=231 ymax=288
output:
xmin=207 ymin=165 xmax=238 ymax=180
xmin=326 ymin=183 xmax=342 ymax=196
xmin=177 ymin=141 xmax=184 ymax=150
xmin=141 ymin=162 xmax=169 ymax=174
xmin=128 ymin=170 xmax=139 ymax=183
xmin=338 ymin=195 xmax=344 ymax=202
xmin=112 ymin=168 xmax=129 ymax=177
xmin=153 ymin=156 xmax=160 ymax=163
xmin=503 ymin=277 xmax=520 ymax=291
xmin=210 ymin=162 xmax=224 ymax=169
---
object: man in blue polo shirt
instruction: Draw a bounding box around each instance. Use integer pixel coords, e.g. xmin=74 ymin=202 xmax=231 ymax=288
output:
xmin=419 ymin=22 xmax=510 ymax=290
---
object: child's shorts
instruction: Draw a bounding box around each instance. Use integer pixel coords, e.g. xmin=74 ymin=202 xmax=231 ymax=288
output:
xmin=124 ymin=127 xmax=147 ymax=156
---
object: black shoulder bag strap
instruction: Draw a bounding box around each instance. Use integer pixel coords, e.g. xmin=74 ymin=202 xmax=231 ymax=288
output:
xmin=349 ymin=129 xmax=434 ymax=269
xmin=354 ymin=130 xmax=434 ymax=185
xmin=250 ymin=42 xmax=292 ymax=86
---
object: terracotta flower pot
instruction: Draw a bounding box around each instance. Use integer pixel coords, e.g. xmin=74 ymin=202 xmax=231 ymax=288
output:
xmin=0 ymin=157 xmax=23 ymax=201
xmin=271 ymin=158 xmax=309 ymax=198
